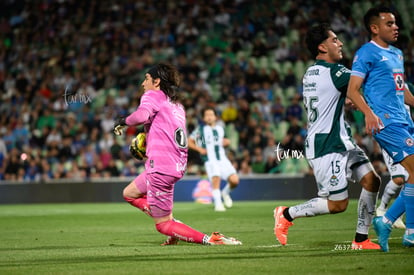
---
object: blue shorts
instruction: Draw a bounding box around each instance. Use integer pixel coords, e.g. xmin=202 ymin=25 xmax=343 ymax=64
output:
xmin=375 ymin=123 xmax=414 ymax=164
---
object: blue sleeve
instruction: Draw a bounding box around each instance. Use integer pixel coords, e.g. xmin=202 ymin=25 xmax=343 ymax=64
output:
xmin=351 ymin=47 xmax=372 ymax=79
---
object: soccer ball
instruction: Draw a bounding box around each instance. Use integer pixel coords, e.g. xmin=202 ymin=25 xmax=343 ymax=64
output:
xmin=130 ymin=132 xmax=147 ymax=160
xmin=134 ymin=132 xmax=146 ymax=154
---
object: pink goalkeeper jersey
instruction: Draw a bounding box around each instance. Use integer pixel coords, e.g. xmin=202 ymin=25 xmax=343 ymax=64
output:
xmin=127 ymin=90 xmax=188 ymax=178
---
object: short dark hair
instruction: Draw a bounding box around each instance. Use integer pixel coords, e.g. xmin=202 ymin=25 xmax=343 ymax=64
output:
xmin=363 ymin=5 xmax=393 ymax=34
xmin=202 ymin=107 xmax=217 ymax=117
xmin=147 ymin=63 xmax=181 ymax=102
xmin=305 ymin=23 xmax=332 ymax=58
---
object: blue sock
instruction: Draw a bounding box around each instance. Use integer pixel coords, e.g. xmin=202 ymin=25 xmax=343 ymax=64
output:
xmin=385 ymin=187 xmax=405 ymax=223
xmin=404 ymin=184 xmax=414 ymax=230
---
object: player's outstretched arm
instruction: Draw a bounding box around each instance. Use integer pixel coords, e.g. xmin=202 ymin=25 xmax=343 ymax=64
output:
xmin=125 ymin=108 xmax=151 ymax=126
xmin=347 ymin=75 xmax=383 ymax=135
xmin=113 ymin=108 xmax=151 ymax=136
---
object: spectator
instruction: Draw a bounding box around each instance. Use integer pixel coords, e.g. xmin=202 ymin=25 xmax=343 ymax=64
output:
xmin=251 ymin=147 xmax=266 ymax=173
xmin=239 ymin=159 xmax=253 ymax=176
xmin=36 ymin=109 xmax=56 ymax=131
xmin=0 ymin=0 xmax=399 ymax=181
xmin=271 ymin=96 xmax=285 ymax=123
xmin=274 ymin=40 xmax=290 ymax=62
xmin=4 ymin=149 xmax=21 ymax=181
xmin=283 ymin=68 xmax=297 ymax=88
xmin=285 ymin=94 xmax=303 ymax=122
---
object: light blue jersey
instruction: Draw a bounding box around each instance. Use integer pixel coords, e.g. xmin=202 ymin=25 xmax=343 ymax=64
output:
xmin=351 ymin=41 xmax=408 ymax=127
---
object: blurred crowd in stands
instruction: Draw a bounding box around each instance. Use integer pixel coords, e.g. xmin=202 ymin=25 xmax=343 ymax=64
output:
xmin=1 ymin=0 xmax=414 ymax=182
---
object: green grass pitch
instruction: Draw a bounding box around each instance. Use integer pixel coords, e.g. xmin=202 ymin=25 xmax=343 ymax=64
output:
xmin=0 ymin=200 xmax=412 ymax=274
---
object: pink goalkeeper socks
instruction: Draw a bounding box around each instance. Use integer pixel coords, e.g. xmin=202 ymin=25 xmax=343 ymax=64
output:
xmin=156 ymin=220 xmax=207 ymax=244
xmin=124 ymin=196 xmax=208 ymax=244
xmin=123 ymin=196 xmax=152 ymax=216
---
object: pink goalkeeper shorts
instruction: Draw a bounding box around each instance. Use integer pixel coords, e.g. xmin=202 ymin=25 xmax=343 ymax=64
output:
xmin=134 ymin=171 xmax=180 ymax=217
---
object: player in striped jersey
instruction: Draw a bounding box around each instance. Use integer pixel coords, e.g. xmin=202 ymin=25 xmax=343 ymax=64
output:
xmin=274 ymin=23 xmax=381 ymax=249
xmin=189 ymin=107 xmax=240 ymax=212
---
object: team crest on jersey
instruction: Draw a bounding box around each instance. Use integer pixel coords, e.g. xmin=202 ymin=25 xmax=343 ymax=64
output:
xmin=394 ymin=73 xmax=404 ymax=91
xmin=406 ymin=138 xmax=414 ymax=146
xmin=329 ymin=175 xmax=339 ymax=186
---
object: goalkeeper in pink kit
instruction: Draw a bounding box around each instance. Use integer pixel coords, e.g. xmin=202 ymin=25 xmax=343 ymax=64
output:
xmin=113 ymin=63 xmax=241 ymax=245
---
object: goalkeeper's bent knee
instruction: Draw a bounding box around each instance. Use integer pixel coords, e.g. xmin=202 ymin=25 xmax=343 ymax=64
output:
xmin=123 ymin=196 xmax=135 ymax=204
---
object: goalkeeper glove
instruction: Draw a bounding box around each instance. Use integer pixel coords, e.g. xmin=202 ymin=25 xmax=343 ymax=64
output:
xmin=113 ymin=117 xmax=127 ymax=136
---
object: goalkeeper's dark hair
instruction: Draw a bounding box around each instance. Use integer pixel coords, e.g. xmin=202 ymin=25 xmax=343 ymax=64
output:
xmin=147 ymin=63 xmax=181 ymax=102
xmin=305 ymin=23 xmax=332 ymax=58
xmin=363 ymin=5 xmax=394 ymax=34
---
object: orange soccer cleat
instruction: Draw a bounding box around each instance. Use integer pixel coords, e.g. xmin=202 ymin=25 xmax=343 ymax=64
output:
xmin=274 ymin=206 xmax=294 ymax=245
xmin=208 ymin=232 xmax=242 ymax=245
xmin=351 ymin=239 xmax=381 ymax=250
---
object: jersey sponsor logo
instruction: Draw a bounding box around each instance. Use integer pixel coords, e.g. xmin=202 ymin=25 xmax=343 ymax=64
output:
xmin=394 ymin=73 xmax=404 ymax=91
xmin=176 ymin=162 xmax=187 ymax=172
xmin=305 ymin=69 xmax=319 ymax=76
xmin=405 ymin=138 xmax=414 ymax=146
xmin=303 ymin=82 xmax=317 ymax=92
xmin=304 ymin=82 xmax=316 ymax=88
xmin=336 ymin=66 xmax=350 ymax=77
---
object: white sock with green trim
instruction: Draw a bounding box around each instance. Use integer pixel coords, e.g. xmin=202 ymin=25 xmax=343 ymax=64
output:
xmin=356 ymin=189 xmax=377 ymax=235
xmin=288 ymin=197 xmax=329 ymax=219
xmin=379 ymin=180 xmax=402 ymax=210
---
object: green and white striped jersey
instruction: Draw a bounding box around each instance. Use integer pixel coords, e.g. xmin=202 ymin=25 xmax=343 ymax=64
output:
xmin=303 ymin=60 xmax=356 ymax=159
xmin=190 ymin=124 xmax=227 ymax=163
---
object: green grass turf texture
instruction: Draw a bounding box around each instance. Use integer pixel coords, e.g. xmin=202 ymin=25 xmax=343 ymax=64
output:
xmin=0 ymin=200 xmax=412 ymax=275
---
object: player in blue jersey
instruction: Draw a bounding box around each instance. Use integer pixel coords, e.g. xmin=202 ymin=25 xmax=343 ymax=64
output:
xmin=347 ymin=5 xmax=414 ymax=252
xmin=376 ymin=82 xmax=414 ymax=230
